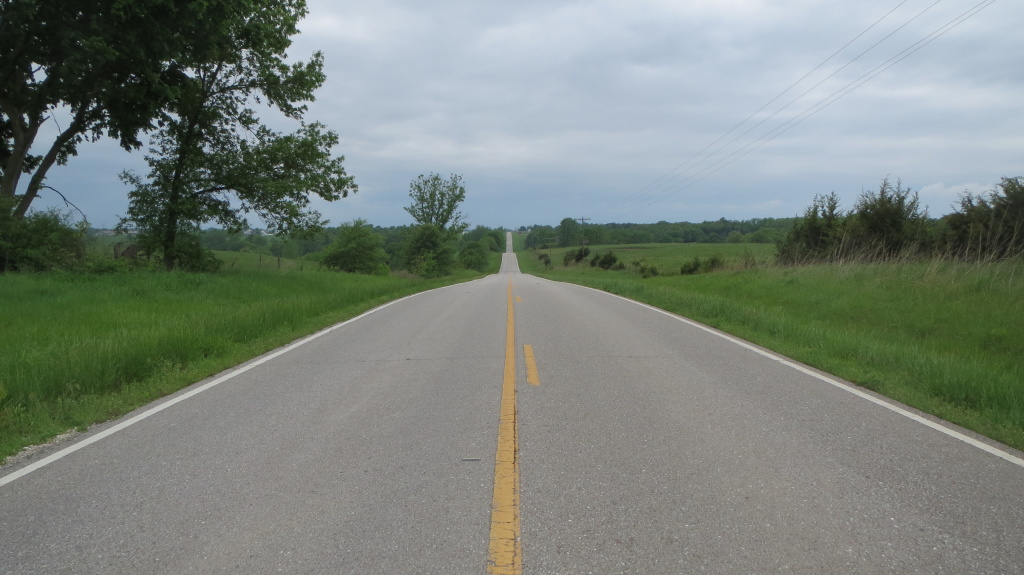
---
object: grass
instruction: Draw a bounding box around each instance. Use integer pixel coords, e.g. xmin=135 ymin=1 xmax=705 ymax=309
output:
xmin=0 ymin=263 xmax=494 ymax=461
xmin=520 ymin=243 xmax=1024 ymax=451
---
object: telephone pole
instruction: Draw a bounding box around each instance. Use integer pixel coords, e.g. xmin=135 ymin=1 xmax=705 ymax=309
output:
xmin=578 ymin=217 xmax=590 ymax=245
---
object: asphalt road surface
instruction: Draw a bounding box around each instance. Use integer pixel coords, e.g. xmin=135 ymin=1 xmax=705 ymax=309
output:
xmin=2 ymin=233 xmax=1022 ymax=574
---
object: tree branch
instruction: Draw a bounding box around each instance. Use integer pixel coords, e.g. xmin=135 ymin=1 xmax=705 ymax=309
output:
xmin=39 ymin=185 xmax=88 ymax=221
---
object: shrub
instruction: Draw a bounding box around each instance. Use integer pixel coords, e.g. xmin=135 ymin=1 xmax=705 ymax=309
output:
xmin=776 ymin=192 xmax=845 ymax=264
xmin=458 ymin=239 xmax=490 ymax=272
xmin=847 ymin=177 xmax=929 ymax=258
xmin=598 ymin=251 xmax=618 ymax=270
xmin=563 ymin=246 xmax=590 ymax=266
xmin=405 ymin=224 xmax=454 ymax=277
xmin=777 ymin=177 xmax=930 ymax=264
xmin=944 ymin=176 xmax=1024 ymax=260
xmin=171 ymin=233 xmax=223 ymax=273
xmin=0 ymin=204 xmax=87 ymax=272
xmin=680 ymin=255 xmax=725 ymax=275
xmin=322 ymin=219 xmax=389 ymax=275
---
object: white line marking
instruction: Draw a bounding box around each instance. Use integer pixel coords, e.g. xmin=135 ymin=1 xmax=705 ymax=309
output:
xmin=566 ymin=281 xmax=1024 ymax=470
xmin=0 ymin=279 xmax=489 ymax=488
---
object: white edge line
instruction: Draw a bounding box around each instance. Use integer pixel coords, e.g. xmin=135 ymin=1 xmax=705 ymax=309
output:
xmin=565 ymin=281 xmax=1024 ymax=470
xmin=0 ymin=279 xmax=486 ymax=488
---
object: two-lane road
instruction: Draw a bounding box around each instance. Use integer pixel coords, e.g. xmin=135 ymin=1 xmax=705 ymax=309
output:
xmin=2 ymin=234 xmax=1022 ymax=573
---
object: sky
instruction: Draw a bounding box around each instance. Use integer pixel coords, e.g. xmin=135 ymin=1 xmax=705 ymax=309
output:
xmin=34 ymin=0 xmax=1024 ymax=230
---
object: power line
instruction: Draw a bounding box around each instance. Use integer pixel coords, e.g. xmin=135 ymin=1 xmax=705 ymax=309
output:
xmin=599 ymin=0 xmax=920 ymax=218
xmin=598 ymin=0 xmax=997 ymax=221
xmin=618 ymin=0 xmax=997 ymax=213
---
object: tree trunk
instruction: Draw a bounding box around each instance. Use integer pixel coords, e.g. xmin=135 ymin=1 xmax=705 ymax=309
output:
xmin=11 ymin=110 xmax=89 ymax=219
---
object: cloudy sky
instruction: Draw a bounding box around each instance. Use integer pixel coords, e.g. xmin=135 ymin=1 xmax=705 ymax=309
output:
xmin=37 ymin=0 xmax=1023 ymax=229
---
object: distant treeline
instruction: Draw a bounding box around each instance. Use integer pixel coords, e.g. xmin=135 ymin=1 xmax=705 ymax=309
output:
xmin=523 ymin=217 xmax=797 ymax=249
xmin=195 ymin=223 xmax=506 ymax=275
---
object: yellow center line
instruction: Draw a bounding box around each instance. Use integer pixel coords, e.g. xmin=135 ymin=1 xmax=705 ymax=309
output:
xmin=523 ymin=345 xmax=540 ymax=386
xmin=488 ymin=278 xmax=521 ymax=574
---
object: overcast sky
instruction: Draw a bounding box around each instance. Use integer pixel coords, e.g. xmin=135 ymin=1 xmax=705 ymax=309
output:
xmin=36 ymin=0 xmax=1024 ymax=229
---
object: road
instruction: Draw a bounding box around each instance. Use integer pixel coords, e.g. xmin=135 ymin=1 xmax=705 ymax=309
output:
xmin=2 ymin=233 xmax=1023 ymax=574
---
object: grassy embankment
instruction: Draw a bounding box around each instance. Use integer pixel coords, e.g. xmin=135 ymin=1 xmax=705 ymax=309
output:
xmin=0 ymin=251 xmax=501 ymax=461
xmin=518 ymin=241 xmax=1024 ymax=451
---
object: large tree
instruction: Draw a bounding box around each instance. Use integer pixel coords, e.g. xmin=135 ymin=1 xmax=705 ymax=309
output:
xmin=0 ymin=0 xmax=247 ymax=221
xmin=117 ymin=0 xmax=355 ymax=270
xmin=404 ymin=173 xmax=468 ymax=240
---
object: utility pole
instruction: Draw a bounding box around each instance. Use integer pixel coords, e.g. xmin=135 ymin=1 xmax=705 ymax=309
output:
xmin=578 ymin=217 xmax=590 ymax=246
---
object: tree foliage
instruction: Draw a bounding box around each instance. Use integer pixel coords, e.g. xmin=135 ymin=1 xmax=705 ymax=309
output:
xmin=777 ymin=178 xmax=930 ymax=264
xmin=116 ymin=1 xmax=354 ymax=270
xmin=1 ymin=0 xmax=252 ymax=220
xmin=405 ymin=224 xmax=455 ymax=278
xmin=945 ymin=177 xmax=1024 ymax=260
xmin=557 ymin=217 xmax=581 ymax=247
xmin=848 ymin=177 xmax=928 ymax=258
xmin=321 ymin=219 xmax=388 ymax=275
xmin=524 ymin=218 xmax=794 ymax=248
xmin=458 ymin=239 xmax=490 ymax=272
xmin=402 ymin=173 xmax=468 ymax=276
xmin=0 ymin=199 xmax=86 ymax=272
xmin=404 ymin=173 xmax=468 ymax=239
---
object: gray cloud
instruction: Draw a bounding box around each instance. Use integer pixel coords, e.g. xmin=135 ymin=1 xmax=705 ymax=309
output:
xmin=35 ymin=0 xmax=1023 ymax=229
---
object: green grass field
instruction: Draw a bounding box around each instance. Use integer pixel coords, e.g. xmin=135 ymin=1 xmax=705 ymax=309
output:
xmin=520 ymin=243 xmax=1024 ymax=451
xmin=0 ymin=259 xmax=497 ymax=460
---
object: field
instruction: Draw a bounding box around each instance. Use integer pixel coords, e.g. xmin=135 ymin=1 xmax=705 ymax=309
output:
xmin=519 ymin=242 xmax=1024 ymax=451
xmin=0 ymin=256 xmax=498 ymax=460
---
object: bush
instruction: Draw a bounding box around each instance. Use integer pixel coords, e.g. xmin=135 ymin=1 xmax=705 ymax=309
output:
xmin=405 ymin=224 xmax=454 ymax=277
xmin=597 ymin=251 xmax=618 ymax=270
xmin=171 ymin=233 xmax=223 ymax=273
xmin=458 ymin=239 xmax=490 ymax=272
xmin=777 ymin=177 xmax=930 ymax=264
xmin=848 ymin=177 xmax=929 ymax=258
xmin=563 ymin=246 xmax=590 ymax=266
xmin=680 ymin=255 xmax=724 ymax=275
xmin=776 ymin=192 xmax=845 ymax=264
xmin=944 ymin=176 xmax=1024 ymax=260
xmin=0 ymin=204 xmax=87 ymax=272
xmin=322 ymin=219 xmax=389 ymax=275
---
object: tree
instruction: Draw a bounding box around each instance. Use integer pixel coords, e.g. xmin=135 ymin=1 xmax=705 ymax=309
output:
xmin=946 ymin=176 xmax=1024 ymax=259
xmin=117 ymin=2 xmax=355 ymax=270
xmin=402 ymin=173 xmax=467 ymax=276
xmin=1 ymin=0 xmax=252 ymax=221
xmin=848 ymin=177 xmax=928 ymax=258
xmin=776 ymin=192 xmax=846 ymax=263
xmin=458 ymin=239 xmax=490 ymax=272
xmin=404 ymin=173 xmax=468 ymax=239
xmin=321 ymin=219 xmax=388 ymax=275
xmin=557 ymin=217 xmax=581 ymax=247
xmin=524 ymin=225 xmax=555 ymax=249
xmin=405 ymin=224 xmax=454 ymax=277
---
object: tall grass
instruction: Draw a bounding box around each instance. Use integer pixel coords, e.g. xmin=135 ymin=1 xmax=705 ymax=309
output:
xmin=0 ymin=268 xmax=484 ymax=459
xmin=520 ymin=244 xmax=1024 ymax=451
